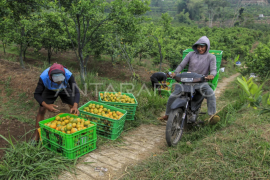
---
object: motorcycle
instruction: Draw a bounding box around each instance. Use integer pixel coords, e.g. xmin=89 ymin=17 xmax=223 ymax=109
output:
xmin=165 ymin=72 xmax=207 ymax=147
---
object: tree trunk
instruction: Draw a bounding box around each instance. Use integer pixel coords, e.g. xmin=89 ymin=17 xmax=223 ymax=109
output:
xmin=3 ymin=42 xmax=6 ymax=54
xmin=19 ymin=44 xmax=25 ymax=69
xmin=48 ymin=46 xmax=52 ymax=65
xmin=111 ymin=51 xmax=114 ymax=62
xmin=23 ymin=47 xmax=27 ymax=61
xmin=139 ymin=53 xmax=142 ymax=61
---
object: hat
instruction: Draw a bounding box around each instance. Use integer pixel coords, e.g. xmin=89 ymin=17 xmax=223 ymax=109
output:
xmin=168 ymin=72 xmax=172 ymax=75
xmin=197 ymin=43 xmax=206 ymax=46
xmin=48 ymin=63 xmax=65 ymax=82
xmin=52 ymin=73 xmax=65 ymax=82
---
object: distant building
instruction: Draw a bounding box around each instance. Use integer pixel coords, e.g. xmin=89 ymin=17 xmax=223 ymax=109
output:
xmin=241 ymin=0 xmax=268 ymax=5
xmin=259 ymin=14 xmax=264 ymax=18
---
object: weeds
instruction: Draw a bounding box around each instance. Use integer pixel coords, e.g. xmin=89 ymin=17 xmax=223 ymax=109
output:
xmin=0 ymin=134 xmax=76 ymax=180
xmin=0 ymin=91 xmax=38 ymax=124
xmin=4 ymin=77 xmax=12 ymax=97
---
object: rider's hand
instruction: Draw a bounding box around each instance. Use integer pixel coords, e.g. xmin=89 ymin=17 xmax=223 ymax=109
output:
xmin=171 ymin=73 xmax=176 ymax=78
xmin=43 ymin=103 xmax=60 ymax=113
xmin=205 ymin=75 xmax=215 ymax=80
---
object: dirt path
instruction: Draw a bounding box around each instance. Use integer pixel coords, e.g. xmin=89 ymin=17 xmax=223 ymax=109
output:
xmin=214 ymin=73 xmax=240 ymax=99
xmin=59 ymin=73 xmax=240 ymax=180
xmin=59 ymin=125 xmax=166 ymax=180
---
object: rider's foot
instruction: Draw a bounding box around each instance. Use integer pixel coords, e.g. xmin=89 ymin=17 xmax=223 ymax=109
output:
xmin=205 ymin=115 xmax=220 ymax=125
xmin=158 ymin=115 xmax=168 ymax=121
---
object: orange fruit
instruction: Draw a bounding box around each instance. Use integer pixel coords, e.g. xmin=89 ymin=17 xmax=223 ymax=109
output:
xmin=76 ymin=123 xmax=81 ymax=128
xmin=55 ymin=116 xmax=60 ymax=121
xmin=64 ymin=120 xmax=69 ymax=124
xmin=71 ymin=128 xmax=78 ymax=134
xmin=50 ymin=123 xmax=57 ymax=129
xmin=56 ymin=127 xmax=59 ymax=131
xmin=67 ymin=123 xmax=72 ymax=130
xmin=67 ymin=131 xmax=71 ymax=134
xmin=72 ymin=123 xmax=76 ymax=128
xmin=62 ymin=117 xmax=66 ymax=120
xmin=61 ymin=122 xmax=66 ymax=126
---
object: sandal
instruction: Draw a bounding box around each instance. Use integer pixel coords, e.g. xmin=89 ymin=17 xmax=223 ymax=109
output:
xmin=158 ymin=115 xmax=168 ymax=121
xmin=205 ymin=115 xmax=220 ymax=125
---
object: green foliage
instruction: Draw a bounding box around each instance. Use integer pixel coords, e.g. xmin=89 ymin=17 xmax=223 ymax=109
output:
xmin=242 ymin=42 xmax=270 ymax=78
xmin=237 ymin=76 xmax=263 ymax=107
xmin=237 ymin=76 xmax=270 ymax=114
xmin=176 ymin=10 xmax=193 ymax=25
xmin=0 ymin=134 xmax=76 ymax=179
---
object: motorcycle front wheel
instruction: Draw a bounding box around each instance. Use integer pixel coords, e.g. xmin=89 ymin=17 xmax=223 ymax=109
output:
xmin=166 ymin=108 xmax=186 ymax=147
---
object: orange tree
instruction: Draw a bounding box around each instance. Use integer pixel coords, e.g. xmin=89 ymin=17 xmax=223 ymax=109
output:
xmin=0 ymin=0 xmax=47 ymax=68
xmin=54 ymin=0 xmax=150 ymax=84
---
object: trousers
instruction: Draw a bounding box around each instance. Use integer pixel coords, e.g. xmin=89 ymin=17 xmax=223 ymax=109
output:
xmin=165 ymin=83 xmax=216 ymax=116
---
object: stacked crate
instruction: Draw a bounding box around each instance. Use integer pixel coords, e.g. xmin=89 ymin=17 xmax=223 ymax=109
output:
xmin=39 ymin=113 xmax=97 ymax=159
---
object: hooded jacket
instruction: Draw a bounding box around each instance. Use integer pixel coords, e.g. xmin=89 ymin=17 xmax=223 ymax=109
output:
xmin=175 ymin=36 xmax=217 ymax=76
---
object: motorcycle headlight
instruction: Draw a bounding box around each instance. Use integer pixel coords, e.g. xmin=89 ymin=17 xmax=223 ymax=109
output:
xmin=181 ymin=78 xmax=193 ymax=82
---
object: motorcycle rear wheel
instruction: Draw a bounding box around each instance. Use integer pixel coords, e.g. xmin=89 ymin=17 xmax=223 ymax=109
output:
xmin=166 ymin=108 xmax=186 ymax=147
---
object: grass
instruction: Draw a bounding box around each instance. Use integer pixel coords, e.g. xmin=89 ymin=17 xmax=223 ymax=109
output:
xmin=123 ymin=109 xmax=270 ymax=179
xmin=0 ymin=134 xmax=77 ymax=179
xmin=120 ymin=80 xmax=270 ymax=179
xmin=0 ymin=88 xmax=39 ymax=124
xmin=219 ymin=59 xmax=238 ymax=80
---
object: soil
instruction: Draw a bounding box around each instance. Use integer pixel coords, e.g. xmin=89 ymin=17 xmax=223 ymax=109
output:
xmin=0 ymin=117 xmax=34 ymax=158
xmin=215 ymin=73 xmax=240 ymax=98
xmin=1 ymin=48 xmax=169 ymax=83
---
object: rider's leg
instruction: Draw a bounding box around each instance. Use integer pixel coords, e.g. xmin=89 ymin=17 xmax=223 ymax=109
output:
xmin=160 ymin=84 xmax=182 ymax=120
xmin=198 ymin=83 xmax=216 ymax=115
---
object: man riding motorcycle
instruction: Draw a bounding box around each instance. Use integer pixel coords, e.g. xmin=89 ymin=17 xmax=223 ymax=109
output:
xmin=159 ymin=36 xmax=220 ymax=123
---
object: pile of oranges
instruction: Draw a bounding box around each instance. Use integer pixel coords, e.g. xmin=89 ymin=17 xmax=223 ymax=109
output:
xmin=100 ymin=92 xmax=136 ymax=104
xmin=83 ymin=103 xmax=124 ymax=120
xmin=44 ymin=115 xmax=95 ymax=134
xmin=161 ymin=81 xmax=171 ymax=90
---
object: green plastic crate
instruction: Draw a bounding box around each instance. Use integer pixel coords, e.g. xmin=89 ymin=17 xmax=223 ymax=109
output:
xmin=96 ymin=125 xmax=123 ymax=140
xmin=79 ymin=101 xmax=127 ymax=140
xmin=167 ymin=78 xmax=176 ymax=84
xmin=98 ymin=92 xmax=138 ymax=120
xmin=43 ymin=139 xmax=97 ymax=160
xmin=159 ymin=84 xmax=173 ymax=97
xmin=180 ymin=49 xmax=222 ymax=91
xmin=182 ymin=49 xmax=223 ymax=71
xmin=80 ymin=113 xmax=125 ymax=135
xmin=39 ymin=113 xmax=97 ymax=150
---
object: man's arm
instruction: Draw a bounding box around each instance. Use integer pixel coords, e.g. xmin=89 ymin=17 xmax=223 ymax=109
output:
xmin=174 ymin=52 xmax=192 ymax=74
xmin=68 ymin=75 xmax=80 ymax=105
xmin=34 ymin=78 xmax=46 ymax=105
xmin=209 ymin=55 xmax=217 ymax=76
